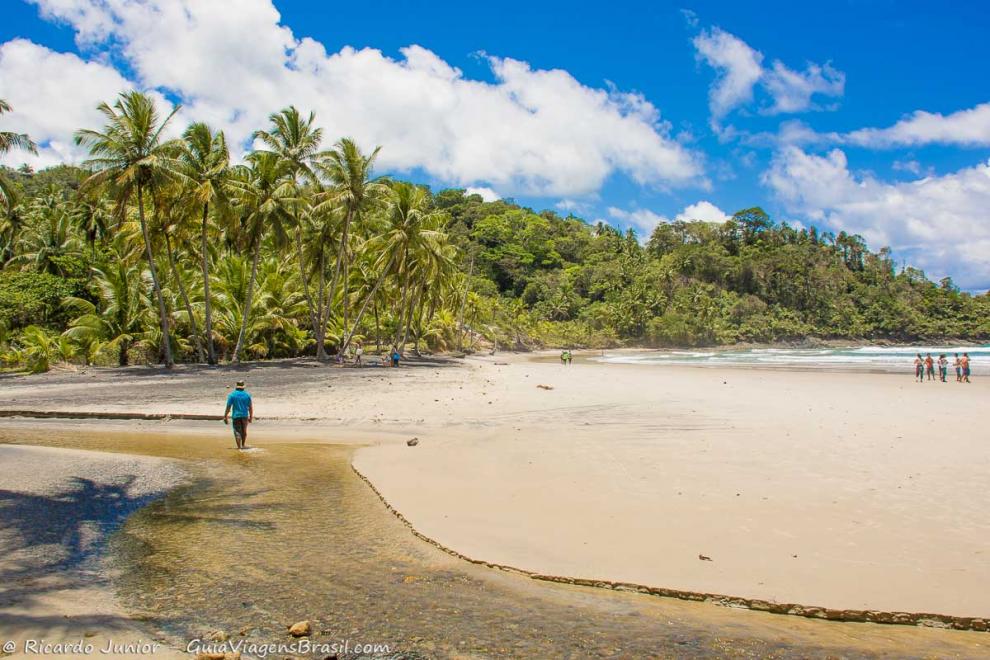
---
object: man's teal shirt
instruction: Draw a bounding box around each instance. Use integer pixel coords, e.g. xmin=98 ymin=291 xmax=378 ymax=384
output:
xmin=226 ymin=390 xmax=252 ymax=418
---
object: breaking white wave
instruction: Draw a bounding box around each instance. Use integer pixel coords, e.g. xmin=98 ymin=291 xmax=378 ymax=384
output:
xmin=596 ymin=346 xmax=990 ymax=374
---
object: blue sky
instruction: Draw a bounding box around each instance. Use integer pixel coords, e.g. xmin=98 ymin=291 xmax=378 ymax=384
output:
xmin=1 ymin=1 xmax=989 ymax=288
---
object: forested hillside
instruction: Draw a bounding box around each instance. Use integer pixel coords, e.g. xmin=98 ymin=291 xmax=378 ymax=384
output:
xmin=1 ymin=93 xmax=987 ymax=372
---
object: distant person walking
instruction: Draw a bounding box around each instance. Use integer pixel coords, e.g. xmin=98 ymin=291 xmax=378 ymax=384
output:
xmin=391 ymin=346 xmax=401 ymax=368
xmin=224 ymin=380 xmax=254 ymax=449
xmin=953 ymin=353 xmax=962 ymax=382
xmin=914 ymin=353 xmax=924 ymax=382
xmin=961 ymin=353 xmax=971 ymax=383
xmin=561 ymin=350 xmax=568 ymax=366
xmin=924 ymin=353 xmax=935 ymax=381
xmin=937 ymin=354 xmax=948 ymax=382
xmin=354 ymin=342 xmax=363 ymax=366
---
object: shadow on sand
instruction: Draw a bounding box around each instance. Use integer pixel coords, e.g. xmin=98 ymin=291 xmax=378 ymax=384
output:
xmin=0 ymin=473 xmax=275 ymax=640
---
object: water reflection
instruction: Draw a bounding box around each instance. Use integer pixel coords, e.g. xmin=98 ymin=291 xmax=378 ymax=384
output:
xmin=1 ymin=428 xmax=984 ymax=659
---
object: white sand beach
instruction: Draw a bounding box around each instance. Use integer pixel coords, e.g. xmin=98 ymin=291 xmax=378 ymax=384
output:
xmin=355 ymin=353 xmax=990 ymax=617
xmin=2 ymin=352 xmax=987 ymax=623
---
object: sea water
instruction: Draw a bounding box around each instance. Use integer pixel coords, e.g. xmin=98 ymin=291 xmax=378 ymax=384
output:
xmin=597 ymin=345 xmax=990 ymax=375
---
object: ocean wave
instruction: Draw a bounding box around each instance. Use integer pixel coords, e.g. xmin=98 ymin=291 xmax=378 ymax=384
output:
xmin=595 ymin=346 xmax=987 ymax=374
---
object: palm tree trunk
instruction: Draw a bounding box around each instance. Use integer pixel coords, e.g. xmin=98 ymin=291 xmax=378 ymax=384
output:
xmin=201 ymin=202 xmax=217 ymax=365
xmin=400 ymin=283 xmax=416 ymax=354
xmin=420 ymin=295 xmax=438 ymax=353
xmin=136 ymin=185 xmax=173 ymax=368
xmin=412 ymin=290 xmax=427 ymax=356
xmin=394 ymin=268 xmax=411 ymax=350
xmin=374 ymin=299 xmax=381 ymax=352
xmin=232 ymin=236 xmax=262 ymax=364
xmin=456 ymin=253 xmax=474 ymax=351
xmin=342 ymin=263 xmax=349 ymax=338
xmin=322 ymin=207 xmax=353 ymax=358
xmin=341 ymin=256 xmax=393 ymax=353
xmin=164 ymin=228 xmax=205 ymax=362
xmin=119 ymin=338 xmax=129 ymax=367
xmin=314 ymin=244 xmax=327 ymax=359
xmin=294 ymin=218 xmax=323 ymax=359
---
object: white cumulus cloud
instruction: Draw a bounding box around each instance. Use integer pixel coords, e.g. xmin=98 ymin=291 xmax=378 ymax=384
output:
xmin=465 ymin=186 xmax=500 ymax=202
xmin=692 ymin=28 xmax=764 ymax=123
xmin=843 ymin=102 xmax=990 ymax=148
xmin=0 ymin=38 xmax=134 ymax=168
xmin=693 ymin=26 xmax=844 ymax=125
xmin=607 ymin=200 xmax=732 ymax=238
xmin=607 ymin=206 xmax=670 ymax=237
xmin=764 ymin=146 xmax=990 ymax=289
xmin=9 ymin=0 xmax=704 ymax=198
xmin=675 ymin=200 xmax=731 ymax=223
xmin=762 ymin=61 xmax=844 ymax=115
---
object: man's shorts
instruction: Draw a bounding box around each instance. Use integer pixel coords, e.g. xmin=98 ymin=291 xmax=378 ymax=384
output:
xmin=232 ymin=417 xmax=248 ymax=440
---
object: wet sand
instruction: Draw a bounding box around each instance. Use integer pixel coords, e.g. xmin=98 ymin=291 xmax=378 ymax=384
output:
xmin=355 ymin=356 xmax=990 ymax=618
xmin=0 ymin=353 xmax=988 ymax=655
xmin=0 ymin=445 xmax=187 ymax=659
xmin=0 ymin=424 xmax=986 ymax=658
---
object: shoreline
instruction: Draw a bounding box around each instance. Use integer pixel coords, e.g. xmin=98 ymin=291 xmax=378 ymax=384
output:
xmin=349 ymin=460 xmax=987 ymax=631
xmin=2 ymin=414 xmax=987 ymax=632
xmin=1 ymin=355 xmax=989 ymax=654
xmin=0 ymin=422 xmax=987 ymax=658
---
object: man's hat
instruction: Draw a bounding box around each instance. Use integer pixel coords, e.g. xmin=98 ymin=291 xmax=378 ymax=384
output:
xmin=235 ymin=380 xmax=245 ymax=389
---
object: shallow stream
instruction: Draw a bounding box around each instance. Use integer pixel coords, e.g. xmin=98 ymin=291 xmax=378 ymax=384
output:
xmin=1 ymin=427 xmax=984 ymax=659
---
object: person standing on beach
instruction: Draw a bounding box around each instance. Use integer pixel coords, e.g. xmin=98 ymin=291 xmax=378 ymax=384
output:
xmin=924 ymin=353 xmax=935 ymax=381
xmin=354 ymin=342 xmax=363 ymax=366
xmin=391 ymin=346 xmax=401 ymax=368
xmin=954 ymin=353 xmax=962 ymax=382
xmin=914 ymin=354 xmax=924 ymax=382
xmin=224 ymin=380 xmax=254 ymax=449
xmin=937 ymin=354 xmax=948 ymax=382
xmin=961 ymin=353 xmax=971 ymax=383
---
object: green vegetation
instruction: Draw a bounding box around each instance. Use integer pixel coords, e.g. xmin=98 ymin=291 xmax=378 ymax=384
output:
xmin=1 ymin=93 xmax=987 ymax=372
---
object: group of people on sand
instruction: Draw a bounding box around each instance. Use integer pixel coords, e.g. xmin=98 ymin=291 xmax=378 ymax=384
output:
xmin=914 ymin=352 xmax=971 ymax=383
xmin=336 ymin=341 xmax=403 ymax=368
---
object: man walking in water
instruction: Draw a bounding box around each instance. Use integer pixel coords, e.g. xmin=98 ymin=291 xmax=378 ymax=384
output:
xmin=224 ymin=380 xmax=254 ymax=449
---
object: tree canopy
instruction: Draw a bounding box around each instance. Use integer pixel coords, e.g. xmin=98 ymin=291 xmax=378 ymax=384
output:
xmin=1 ymin=93 xmax=987 ymax=372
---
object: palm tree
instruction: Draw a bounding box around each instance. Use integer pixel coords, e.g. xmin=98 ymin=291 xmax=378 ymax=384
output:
xmin=314 ymin=138 xmax=385 ymax=355
xmin=342 ymin=182 xmax=445 ymax=353
xmin=248 ymin=256 xmax=311 ymax=358
xmin=155 ymin=183 xmax=206 ymax=362
xmin=74 ymin=91 xmax=184 ymax=367
xmin=253 ymin=107 xmax=325 ymax=357
xmin=7 ymin=187 xmax=84 ymax=275
xmin=63 ymin=251 xmax=151 ymax=366
xmin=74 ymin=193 xmax=113 ymax=257
xmin=227 ymin=151 xmax=293 ymax=363
xmin=210 ymin=252 xmax=250 ymax=361
xmin=0 ymin=99 xmax=38 ymax=212
xmin=179 ymin=122 xmax=230 ymax=364
xmin=410 ymin=235 xmax=458 ymax=353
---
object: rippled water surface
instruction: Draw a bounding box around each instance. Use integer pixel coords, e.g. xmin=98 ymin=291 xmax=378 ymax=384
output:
xmin=3 ymin=428 xmax=985 ymax=659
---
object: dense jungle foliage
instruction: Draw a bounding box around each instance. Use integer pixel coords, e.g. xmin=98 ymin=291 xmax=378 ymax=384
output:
xmin=1 ymin=93 xmax=987 ymax=371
